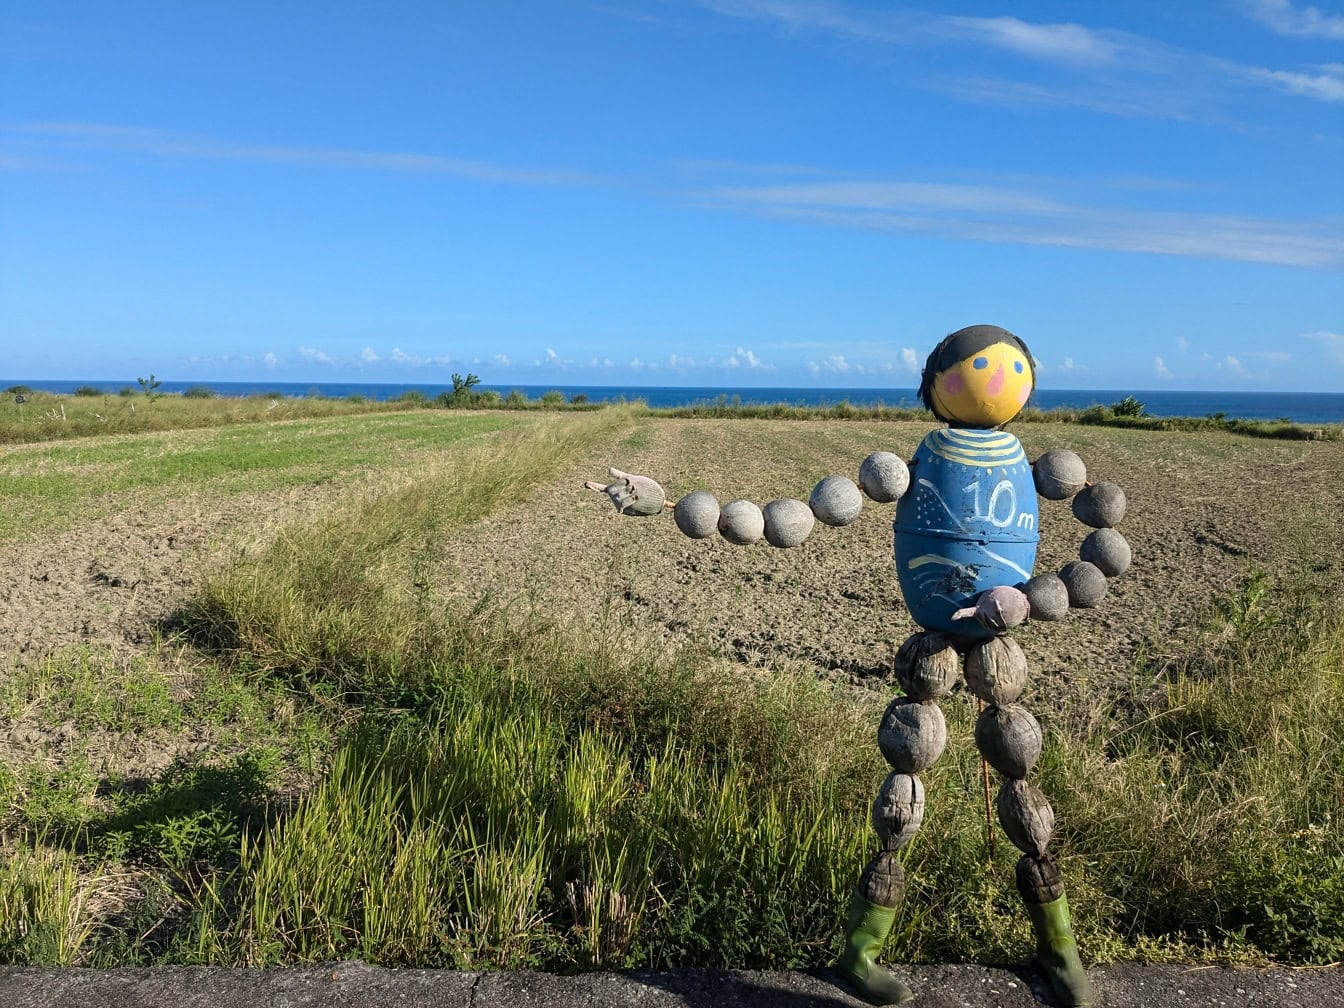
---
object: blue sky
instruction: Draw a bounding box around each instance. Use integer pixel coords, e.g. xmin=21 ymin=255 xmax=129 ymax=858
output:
xmin=1 ymin=1 xmax=1341 ymax=392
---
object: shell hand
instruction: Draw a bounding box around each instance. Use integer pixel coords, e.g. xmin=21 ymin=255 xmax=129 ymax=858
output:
xmin=584 ymin=467 xmax=668 ymax=517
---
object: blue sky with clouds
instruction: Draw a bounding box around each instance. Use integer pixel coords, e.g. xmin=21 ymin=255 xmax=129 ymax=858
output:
xmin=2 ymin=1 xmax=1341 ymax=391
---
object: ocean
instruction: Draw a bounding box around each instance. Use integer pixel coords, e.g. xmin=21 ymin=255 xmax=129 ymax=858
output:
xmin=7 ymin=379 xmax=1344 ymax=424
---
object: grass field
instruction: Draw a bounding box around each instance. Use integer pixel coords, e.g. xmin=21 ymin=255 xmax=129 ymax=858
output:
xmin=0 ymin=404 xmax=1340 ymax=970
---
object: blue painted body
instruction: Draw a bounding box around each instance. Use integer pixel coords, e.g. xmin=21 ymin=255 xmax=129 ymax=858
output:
xmin=894 ymin=428 xmax=1039 ymax=636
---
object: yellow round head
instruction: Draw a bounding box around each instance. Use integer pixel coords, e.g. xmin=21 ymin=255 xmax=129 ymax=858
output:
xmin=918 ymin=325 xmax=1036 ymax=428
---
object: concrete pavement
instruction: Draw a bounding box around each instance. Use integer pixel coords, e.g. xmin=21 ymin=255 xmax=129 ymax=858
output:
xmin=2 ymin=961 xmax=1341 ymax=1007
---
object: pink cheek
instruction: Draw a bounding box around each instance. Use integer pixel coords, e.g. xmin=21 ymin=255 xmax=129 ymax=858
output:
xmin=942 ymin=373 xmax=965 ymax=395
xmin=1018 ymin=384 xmax=1031 ymax=404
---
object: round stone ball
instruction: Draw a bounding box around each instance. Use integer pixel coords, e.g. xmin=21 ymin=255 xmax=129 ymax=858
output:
xmin=1021 ymin=574 xmax=1069 ymax=622
xmin=1032 ymin=449 xmax=1087 ymax=500
xmin=809 ymin=475 xmax=863 ymax=527
xmin=974 ymin=704 xmax=1043 ymax=780
xmin=762 ymin=498 xmax=815 ymax=549
xmin=1080 ymin=527 xmax=1132 ymax=577
xmin=674 ymin=490 xmax=719 ymax=539
xmin=1072 ymin=481 xmax=1127 ymax=528
xmin=894 ymin=631 xmax=961 ymax=701
xmin=878 ymin=698 xmax=948 ymax=774
xmin=717 ymin=499 xmax=764 ymax=545
xmin=964 ymin=635 xmax=1028 ymax=706
xmin=872 ymin=771 xmax=925 ymax=851
xmin=1059 ymin=560 xmax=1107 ymax=608
xmin=858 ymin=452 xmax=910 ymax=503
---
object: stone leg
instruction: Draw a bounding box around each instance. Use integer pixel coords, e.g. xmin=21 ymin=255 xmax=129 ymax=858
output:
xmin=836 ymin=631 xmax=959 ymax=1006
xmin=968 ymin=635 xmax=1094 ymax=1008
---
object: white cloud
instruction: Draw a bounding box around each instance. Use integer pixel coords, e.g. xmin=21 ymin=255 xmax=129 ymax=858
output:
xmin=697 ymin=0 xmax=1344 ymax=119
xmin=1056 ymin=356 xmax=1088 ymax=374
xmin=1176 ymin=335 xmax=1190 ymax=353
xmin=1245 ymin=64 xmax=1344 ymax=102
xmin=900 ymin=346 xmax=919 ymax=373
xmin=390 ymin=347 xmax=419 ymax=365
xmin=263 ymin=352 xmax=280 ymax=368
xmin=546 ymin=347 xmax=558 ymax=360
xmin=298 ymin=346 xmax=333 ymax=364
xmin=1154 ymin=355 xmax=1173 ymax=379
xmin=1306 ymin=330 xmax=1344 ymax=363
xmin=494 ymin=353 xmax=511 ymax=367
xmin=806 ymin=354 xmax=853 ymax=373
xmin=942 ymin=16 xmax=1123 ymax=66
xmin=15 ymin=122 xmax=595 ymax=186
xmin=1244 ymin=0 xmax=1344 ymax=39
xmin=361 ymin=347 xmax=379 ymax=363
xmin=1220 ymin=354 xmax=1246 ymax=375
xmin=699 ymin=175 xmax=1344 ymax=269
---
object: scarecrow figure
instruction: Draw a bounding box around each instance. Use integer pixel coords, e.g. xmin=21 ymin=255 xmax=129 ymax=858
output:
xmin=585 ymin=325 xmax=1130 ymax=1007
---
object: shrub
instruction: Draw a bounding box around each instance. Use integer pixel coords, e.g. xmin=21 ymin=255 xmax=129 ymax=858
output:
xmin=1111 ymin=395 xmax=1146 ymax=417
xmin=505 ymin=390 xmax=528 ymax=408
xmin=183 ymin=386 xmax=217 ymax=399
xmin=73 ymin=385 xmax=102 ymax=397
xmin=5 ymin=385 xmax=33 ymax=396
xmin=540 ymin=390 xmax=565 ymax=407
xmin=397 ymin=390 xmax=430 ymax=406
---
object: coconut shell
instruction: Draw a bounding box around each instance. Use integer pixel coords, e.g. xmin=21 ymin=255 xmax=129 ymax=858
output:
xmin=996 ymin=779 xmax=1055 ymax=858
xmin=877 ymin=698 xmax=948 ymax=774
xmin=1021 ymin=574 xmax=1069 ymax=621
xmin=858 ymin=850 xmax=907 ymax=908
xmin=674 ymin=490 xmax=720 ymax=539
xmin=1032 ymin=450 xmax=1087 ymax=500
xmin=717 ymin=499 xmax=764 ymax=545
xmin=809 ymin=475 xmax=863 ymax=527
xmin=762 ymin=498 xmax=815 ymax=549
xmin=872 ymin=771 xmax=925 ymax=851
xmin=974 ymin=704 xmax=1043 ymax=780
xmin=1015 ymin=853 xmax=1065 ymax=905
xmin=1059 ymin=560 xmax=1107 ymax=608
xmin=600 ymin=469 xmax=666 ymax=516
xmin=894 ymin=631 xmax=961 ymax=701
xmin=859 ymin=452 xmax=910 ymax=503
xmin=1080 ymin=527 xmax=1131 ymax=577
xmin=1072 ymin=482 xmax=1126 ymax=528
xmin=963 ymin=636 xmax=1028 ymax=705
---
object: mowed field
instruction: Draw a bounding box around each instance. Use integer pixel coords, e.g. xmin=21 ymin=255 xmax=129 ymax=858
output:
xmin=1 ymin=404 xmax=1341 ymax=970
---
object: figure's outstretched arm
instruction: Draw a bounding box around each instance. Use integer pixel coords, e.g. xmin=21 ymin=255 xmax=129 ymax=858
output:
xmin=1022 ymin=448 xmax=1131 ymax=621
xmin=583 ymin=451 xmax=911 ymax=549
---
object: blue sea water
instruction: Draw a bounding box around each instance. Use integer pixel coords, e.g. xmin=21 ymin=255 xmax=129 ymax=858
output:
xmin=6 ymin=379 xmax=1344 ymax=424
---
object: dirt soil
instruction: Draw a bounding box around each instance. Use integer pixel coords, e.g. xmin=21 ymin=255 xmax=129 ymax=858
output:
xmin=3 ymin=415 xmax=1341 ymax=711
xmin=441 ymin=418 xmax=1344 ymax=711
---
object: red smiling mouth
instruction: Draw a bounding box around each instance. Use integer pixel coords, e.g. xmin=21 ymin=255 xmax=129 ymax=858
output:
xmin=985 ymin=363 xmax=1005 ymax=396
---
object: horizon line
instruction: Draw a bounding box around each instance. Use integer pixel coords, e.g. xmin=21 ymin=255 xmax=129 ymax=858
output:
xmin=5 ymin=377 xmax=1342 ymax=398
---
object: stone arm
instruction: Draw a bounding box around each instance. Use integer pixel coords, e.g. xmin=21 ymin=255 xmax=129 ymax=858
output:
xmin=1021 ymin=448 xmax=1132 ymax=621
xmin=583 ymin=451 xmax=912 ymax=549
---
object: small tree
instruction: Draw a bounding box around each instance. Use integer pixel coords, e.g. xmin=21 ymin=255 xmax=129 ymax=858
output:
xmin=446 ymin=372 xmax=481 ymax=407
xmin=137 ymin=374 xmax=162 ymax=401
xmin=1111 ymin=395 xmax=1147 ymax=418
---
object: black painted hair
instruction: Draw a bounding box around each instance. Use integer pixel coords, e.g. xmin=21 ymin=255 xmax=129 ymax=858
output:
xmin=917 ymin=324 xmax=1037 ymax=421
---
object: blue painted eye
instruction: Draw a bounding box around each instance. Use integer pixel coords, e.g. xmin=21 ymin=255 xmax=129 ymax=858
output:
xmin=1014 ymin=361 xmax=1024 ymax=374
xmin=973 ymin=356 xmax=988 ymax=369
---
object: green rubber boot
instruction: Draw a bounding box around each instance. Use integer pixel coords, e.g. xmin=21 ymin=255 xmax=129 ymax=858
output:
xmin=1025 ymin=893 xmax=1093 ymax=1007
xmin=836 ymin=893 xmax=914 ymax=1005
